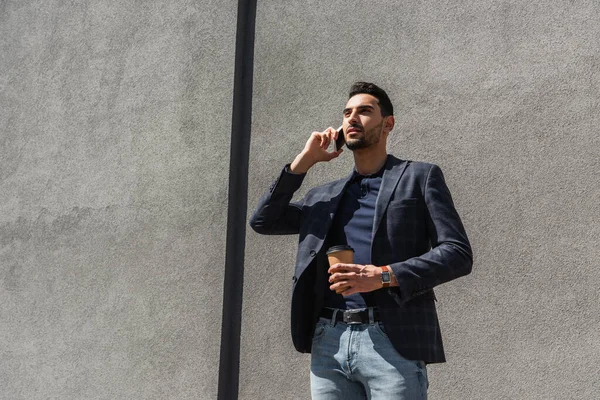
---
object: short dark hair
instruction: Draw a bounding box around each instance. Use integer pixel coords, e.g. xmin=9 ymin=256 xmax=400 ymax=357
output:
xmin=349 ymin=82 xmax=394 ymax=117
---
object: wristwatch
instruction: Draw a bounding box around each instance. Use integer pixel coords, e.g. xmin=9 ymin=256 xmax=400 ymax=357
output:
xmin=380 ymin=265 xmax=392 ymax=288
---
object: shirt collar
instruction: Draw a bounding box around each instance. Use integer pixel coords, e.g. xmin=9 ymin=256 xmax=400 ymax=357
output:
xmin=350 ymin=159 xmax=387 ymax=183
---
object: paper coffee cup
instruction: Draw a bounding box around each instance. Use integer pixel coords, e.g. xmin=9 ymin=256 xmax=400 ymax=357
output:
xmin=326 ymin=245 xmax=354 ymax=266
xmin=326 ymin=245 xmax=354 ymax=295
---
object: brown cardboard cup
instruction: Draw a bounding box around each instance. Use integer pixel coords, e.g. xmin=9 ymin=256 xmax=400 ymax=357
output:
xmin=326 ymin=245 xmax=355 ymax=266
xmin=326 ymin=245 xmax=354 ymax=294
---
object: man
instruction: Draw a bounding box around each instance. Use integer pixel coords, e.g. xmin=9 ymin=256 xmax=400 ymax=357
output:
xmin=249 ymin=82 xmax=472 ymax=399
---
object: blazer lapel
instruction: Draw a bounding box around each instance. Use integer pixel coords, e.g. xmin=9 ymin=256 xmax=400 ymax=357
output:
xmin=371 ymin=156 xmax=408 ymax=244
xmin=327 ymin=171 xmax=354 ymax=224
xmin=302 ymin=171 xmax=353 ymax=260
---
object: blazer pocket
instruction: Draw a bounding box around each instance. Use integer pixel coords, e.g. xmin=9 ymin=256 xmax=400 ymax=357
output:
xmin=410 ymin=290 xmax=437 ymax=302
xmin=389 ymin=197 xmax=419 ymax=207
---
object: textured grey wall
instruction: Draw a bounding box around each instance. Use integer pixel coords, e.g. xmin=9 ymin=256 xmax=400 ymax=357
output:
xmin=244 ymin=1 xmax=600 ymax=399
xmin=1 ymin=1 xmax=236 ymax=399
xmin=2 ymin=0 xmax=600 ymax=399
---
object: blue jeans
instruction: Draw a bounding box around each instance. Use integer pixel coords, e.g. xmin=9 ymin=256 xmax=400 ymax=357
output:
xmin=310 ymin=315 xmax=428 ymax=400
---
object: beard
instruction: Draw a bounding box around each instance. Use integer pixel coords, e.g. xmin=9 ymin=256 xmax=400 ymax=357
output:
xmin=345 ymin=121 xmax=383 ymax=151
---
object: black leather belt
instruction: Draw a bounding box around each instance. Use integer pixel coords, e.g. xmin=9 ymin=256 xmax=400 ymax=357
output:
xmin=320 ymin=307 xmax=381 ymax=325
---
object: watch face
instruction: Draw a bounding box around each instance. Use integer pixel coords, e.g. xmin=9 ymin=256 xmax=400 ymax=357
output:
xmin=382 ymin=271 xmax=391 ymax=283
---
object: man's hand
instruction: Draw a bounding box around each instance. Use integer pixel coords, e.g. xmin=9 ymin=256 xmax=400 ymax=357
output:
xmin=290 ymin=127 xmax=343 ymax=173
xmin=328 ymin=263 xmax=397 ymax=296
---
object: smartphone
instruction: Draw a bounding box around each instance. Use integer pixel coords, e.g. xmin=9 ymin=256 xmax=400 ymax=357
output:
xmin=334 ymin=125 xmax=345 ymax=151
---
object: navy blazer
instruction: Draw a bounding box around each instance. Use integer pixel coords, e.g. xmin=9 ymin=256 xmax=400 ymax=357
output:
xmin=249 ymin=154 xmax=472 ymax=363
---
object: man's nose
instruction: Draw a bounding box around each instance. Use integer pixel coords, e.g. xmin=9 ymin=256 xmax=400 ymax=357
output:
xmin=347 ymin=110 xmax=359 ymax=125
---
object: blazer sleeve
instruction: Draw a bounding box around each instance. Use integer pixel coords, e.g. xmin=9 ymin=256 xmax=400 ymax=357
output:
xmin=249 ymin=165 xmax=307 ymax=235
xmin=389 ymin=164 xmax=473 ymax=303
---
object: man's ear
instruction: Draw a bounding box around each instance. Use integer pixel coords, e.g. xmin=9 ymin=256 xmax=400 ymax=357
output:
xmin=384 ymin=115 xmax=395 ymax=132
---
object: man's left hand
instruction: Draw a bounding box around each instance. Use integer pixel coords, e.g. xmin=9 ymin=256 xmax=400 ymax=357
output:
xmin=328 ymin=263 xmax=395 ymax=296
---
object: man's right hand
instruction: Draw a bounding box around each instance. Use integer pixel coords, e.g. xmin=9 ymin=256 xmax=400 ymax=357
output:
xmin=289 ymin=127 xmax=343 ymax=174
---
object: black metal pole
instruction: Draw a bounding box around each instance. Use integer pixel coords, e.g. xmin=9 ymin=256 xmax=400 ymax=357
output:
xmin=217 ymin=0 xmax=257 ymax=399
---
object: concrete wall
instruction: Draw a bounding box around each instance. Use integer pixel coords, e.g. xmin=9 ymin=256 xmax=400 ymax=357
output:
xmin=244 ymin=1 xmax=600 ymax=399
xmin=2 ymin=1 xmax=599 ymax=399
xmin=1 ymin=1 xmax=236 ymax=398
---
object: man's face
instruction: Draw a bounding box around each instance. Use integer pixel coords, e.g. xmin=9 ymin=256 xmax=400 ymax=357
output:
xmin=342 ymin=94 xmax=388 ymax=151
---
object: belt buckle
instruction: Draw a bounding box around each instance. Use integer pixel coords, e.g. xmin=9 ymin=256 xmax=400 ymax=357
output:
xmin=343 ymin=309 xmax=363 ymax=325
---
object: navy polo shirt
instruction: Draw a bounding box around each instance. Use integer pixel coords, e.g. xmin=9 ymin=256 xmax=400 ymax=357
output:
xmin=324 ymin=163 xmax=385 ymax=310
